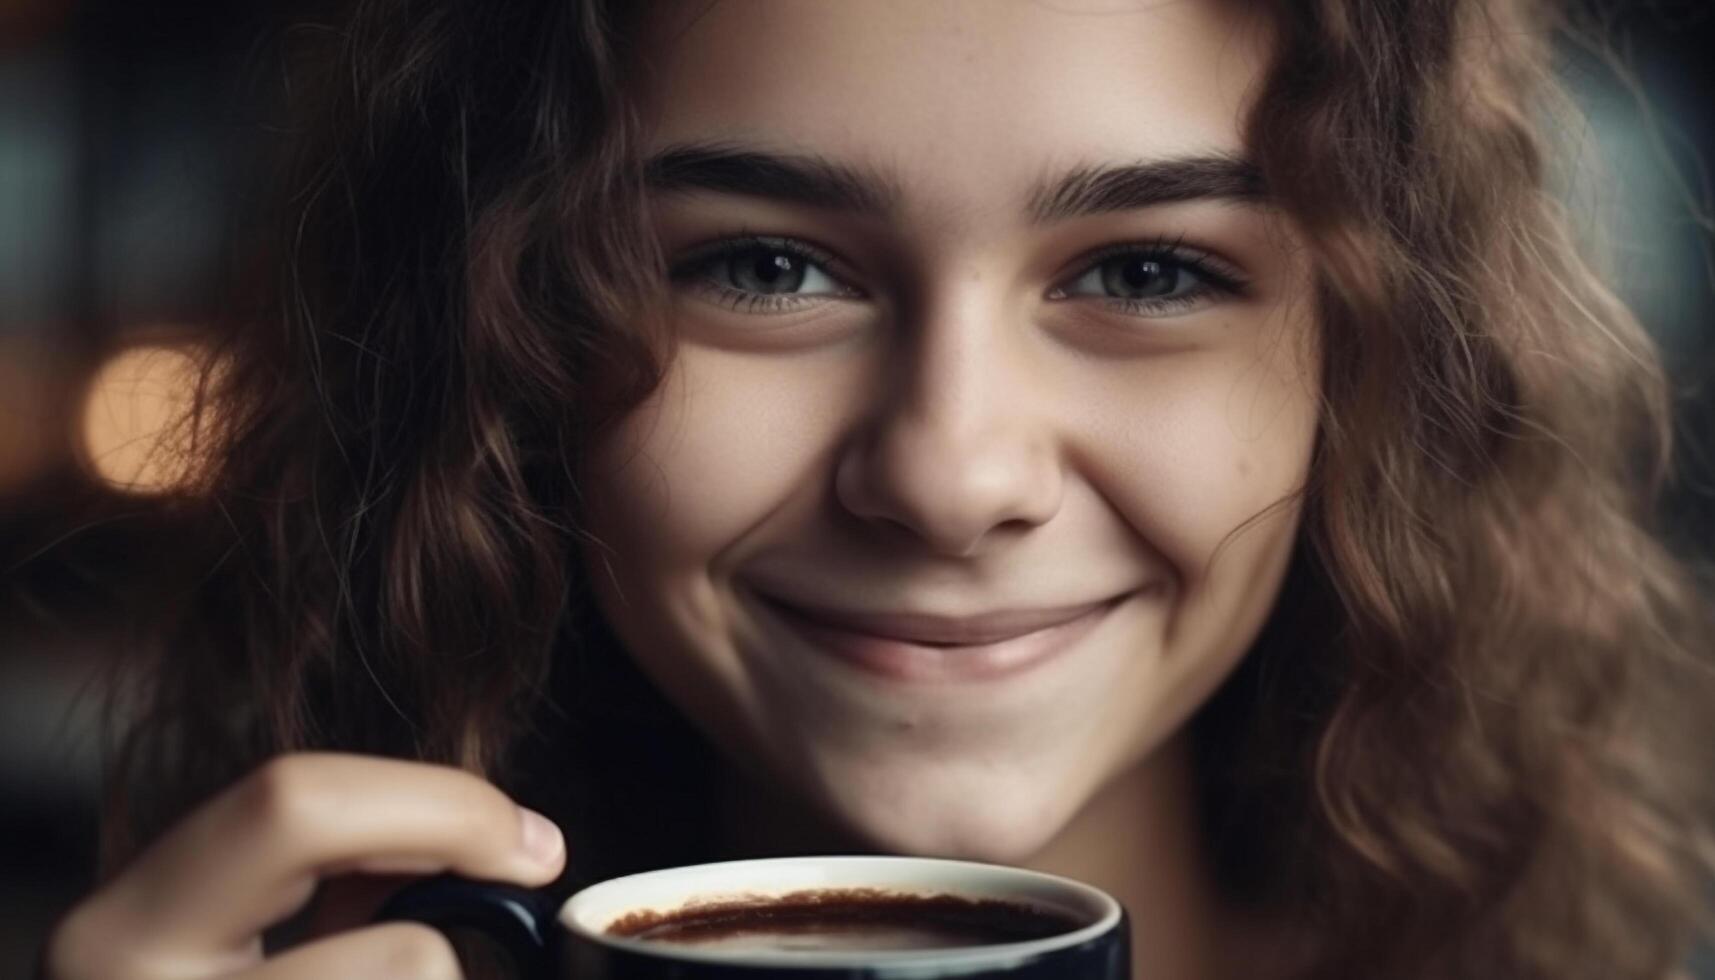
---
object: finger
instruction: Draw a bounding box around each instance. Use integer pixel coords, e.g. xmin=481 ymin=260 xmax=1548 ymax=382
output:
xmin=83 ymin=754 xmax=563 ymax=964
xmin=230 ymin=922 xmax=464 ymax=980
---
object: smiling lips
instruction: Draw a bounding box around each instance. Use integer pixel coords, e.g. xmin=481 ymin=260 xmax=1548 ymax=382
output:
xmin=757 ymin=593 xmax=1123 ymax=683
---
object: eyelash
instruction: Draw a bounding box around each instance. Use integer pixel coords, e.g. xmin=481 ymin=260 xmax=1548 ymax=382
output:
xmin=1051 ymin=235 xmax=1250 ymax=317
xmin=669 ymin=235 xmax=857 ymax=315
xmin=667 ymin=234 xmax=1249 ymax=317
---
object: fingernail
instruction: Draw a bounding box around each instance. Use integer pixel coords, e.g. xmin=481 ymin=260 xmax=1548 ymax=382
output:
xmin=518 ymin=806 xmax=564 ymax=868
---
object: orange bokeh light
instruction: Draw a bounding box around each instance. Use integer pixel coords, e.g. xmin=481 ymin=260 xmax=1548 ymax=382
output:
xmin=78 ymin=343 xmax=206 ymax=494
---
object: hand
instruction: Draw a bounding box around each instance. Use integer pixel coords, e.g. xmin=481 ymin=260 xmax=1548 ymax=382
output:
xmin=43 ymin=752 xmax=566 ymax=980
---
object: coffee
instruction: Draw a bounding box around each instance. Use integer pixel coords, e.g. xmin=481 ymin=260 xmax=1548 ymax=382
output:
xmin=605 ymin=887 xmax=1085 ymax=953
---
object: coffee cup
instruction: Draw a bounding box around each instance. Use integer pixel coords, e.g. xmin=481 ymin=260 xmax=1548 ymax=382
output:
xmin=379 ymin=854 xmax=1130 ymax=978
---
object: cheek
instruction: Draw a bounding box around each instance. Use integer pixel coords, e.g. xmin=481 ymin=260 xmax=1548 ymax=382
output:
xmin=1074 ymin=330 xmax=1319 ymax=591
xmin=587 ymin=347 xmax=860 ymax=574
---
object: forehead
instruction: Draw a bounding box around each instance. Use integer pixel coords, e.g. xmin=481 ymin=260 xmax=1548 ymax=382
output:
xmin=638 ymin=0 xmax=1273 ymax=207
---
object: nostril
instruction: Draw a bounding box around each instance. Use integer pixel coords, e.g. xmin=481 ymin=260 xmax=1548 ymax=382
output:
xmin=832 ymin=388 xmax=1064 ymax=555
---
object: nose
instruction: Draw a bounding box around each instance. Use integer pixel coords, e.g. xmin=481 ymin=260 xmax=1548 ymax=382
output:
xmin=834 ymin=297 xmax=1063 ymax=556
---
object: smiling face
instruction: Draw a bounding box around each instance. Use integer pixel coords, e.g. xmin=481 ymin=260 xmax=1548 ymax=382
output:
xmin=583 ymin=0 xmax=1319 ymax=863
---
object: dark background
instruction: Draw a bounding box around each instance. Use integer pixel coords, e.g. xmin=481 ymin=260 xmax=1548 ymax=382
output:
xmin=1 ymin=1 xmax=1712 ymax=976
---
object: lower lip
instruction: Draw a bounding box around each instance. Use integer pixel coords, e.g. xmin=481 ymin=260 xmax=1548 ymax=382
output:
xmin=757 ymin=596 xmax=1122 ymax=684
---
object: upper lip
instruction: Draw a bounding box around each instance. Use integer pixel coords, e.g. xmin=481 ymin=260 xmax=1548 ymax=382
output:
xmin=754 ymin=591 xmax=1122 ymax=646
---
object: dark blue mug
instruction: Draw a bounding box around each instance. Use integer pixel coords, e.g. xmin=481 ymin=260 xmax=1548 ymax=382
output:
xmin=379 ymin=855 xmax=1130 ymax=978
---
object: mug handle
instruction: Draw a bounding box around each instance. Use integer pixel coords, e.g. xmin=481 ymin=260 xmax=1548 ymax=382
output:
xmin=375 ymin=875 xmax=559 ymax=980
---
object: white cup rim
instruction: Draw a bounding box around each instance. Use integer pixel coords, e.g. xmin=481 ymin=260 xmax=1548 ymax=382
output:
xmin=560 ymin=855 xmax=1123 ymax=969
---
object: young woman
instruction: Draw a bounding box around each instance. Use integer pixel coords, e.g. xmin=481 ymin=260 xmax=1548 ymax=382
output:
xmin=43 ymin=0 xmax=1715 ymax=977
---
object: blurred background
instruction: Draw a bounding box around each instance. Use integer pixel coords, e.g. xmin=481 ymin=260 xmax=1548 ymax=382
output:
xmin=0 ymin=0 xmax=1712 ymax=976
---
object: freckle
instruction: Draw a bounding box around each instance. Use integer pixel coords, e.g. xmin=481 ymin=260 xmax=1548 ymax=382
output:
xmin=1237 ymin=458 xmax=1251 ymax=477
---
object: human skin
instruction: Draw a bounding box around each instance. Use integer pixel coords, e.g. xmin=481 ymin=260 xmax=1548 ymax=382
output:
xmin=45 ymin=3 xmax=1320 ymax=978
xmin=45 ymin=754 xmax=567 ymax=980
xmin=586 ymin=1 xmax=1321 ymax=974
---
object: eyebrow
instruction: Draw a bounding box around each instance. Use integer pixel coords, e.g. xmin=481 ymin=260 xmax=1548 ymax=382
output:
xmin=643 ymin=141 xmax=1266 ymax=221
xmin=645 ymin=142 xmax=901 ymax=215
xmin=1026 ymin=154 xmax=1267 ymax=222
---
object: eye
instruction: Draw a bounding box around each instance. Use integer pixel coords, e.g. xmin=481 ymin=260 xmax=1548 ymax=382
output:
xmin=1049 ymin=240 xmax=1247 ymax=317
xmin=670 ymin=236 xmax=859 ymax=314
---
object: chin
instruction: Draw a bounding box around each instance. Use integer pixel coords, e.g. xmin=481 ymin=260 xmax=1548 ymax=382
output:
xmin=808 ymin=763 xmax=1084 ymax=866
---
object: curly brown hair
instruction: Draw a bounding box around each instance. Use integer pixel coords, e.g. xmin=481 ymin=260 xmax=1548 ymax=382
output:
xmin=109 ymin=0 xmax=1714 ymax=977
